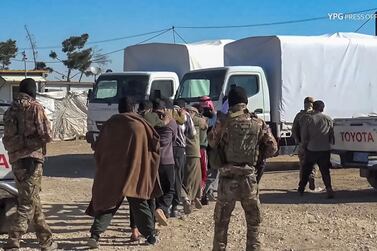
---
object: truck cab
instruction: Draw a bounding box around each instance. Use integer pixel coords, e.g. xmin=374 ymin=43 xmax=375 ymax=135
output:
xmin=176 ymin=66 xmax=271 ymax=121
xmin=86 ymin=71 xmax=179 ymax=146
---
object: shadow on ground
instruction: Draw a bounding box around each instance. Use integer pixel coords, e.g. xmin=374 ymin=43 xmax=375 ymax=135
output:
xmin=260 ymin=188 xmax=377 ymax=204
xmin=0 ymin=201 xmax=138 ymax=250
xmin=44 ymin=154 xmax=95 ymax=178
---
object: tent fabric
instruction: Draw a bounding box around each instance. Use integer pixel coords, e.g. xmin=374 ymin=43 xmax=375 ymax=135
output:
xmin=224 ymin=32 xmax=377 ymax=123
xmin=124 ymin=40 xmax=233 ymax=79
xmin=37 ymin=91 xmax=88 ymax=141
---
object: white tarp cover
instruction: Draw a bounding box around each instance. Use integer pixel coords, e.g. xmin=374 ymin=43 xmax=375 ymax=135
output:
xmin=37 ymin=91 xmax=88 ymax=141
xmin=224 ymin=32 xmax=377 ymax=123
xmin=124 ymin=40 xmax=233 ymax=79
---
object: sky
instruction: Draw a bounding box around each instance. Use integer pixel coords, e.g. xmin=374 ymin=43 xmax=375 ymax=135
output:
xmin=1 ymin=0 xmax=377 ymax=81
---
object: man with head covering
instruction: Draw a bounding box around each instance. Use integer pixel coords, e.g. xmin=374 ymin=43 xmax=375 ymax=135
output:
xmin=3 ymin=78 xmax=57 ymax=251
xmin=292 ymin=97 xmax=317 ymax=190
xmin=208 ymin=86 xmax=277 ymax=251
xmin=170 ymin=99 xmax=196 ymax=217
xmin=183 ymin=105 xmax=208 ymax=214
xmin=86 ymin=96 xmax=162 ymax=248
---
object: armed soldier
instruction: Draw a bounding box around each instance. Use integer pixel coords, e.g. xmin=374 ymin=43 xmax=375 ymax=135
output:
xmin=2 ymin=78 xmax=57 ymax=251
xmin=292 ymin=97 xmax=317 ymax=190
xmin=209 ymin=86 xmax=277 ymax=251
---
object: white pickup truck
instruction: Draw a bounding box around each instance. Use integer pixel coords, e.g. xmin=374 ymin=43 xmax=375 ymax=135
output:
xmin=0 ymin=103 xmax=18 ymax=233
xmin=0 ymin=141 xmax=18 ymax=234
xmin=332 ymin=117 xmax=377 ymax=188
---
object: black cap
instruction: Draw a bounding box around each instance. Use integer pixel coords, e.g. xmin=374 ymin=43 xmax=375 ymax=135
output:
xmin=228 ymin=86 xmax=248 ymax=107
xmin=19 ymin=78 xmax=36 ymax=98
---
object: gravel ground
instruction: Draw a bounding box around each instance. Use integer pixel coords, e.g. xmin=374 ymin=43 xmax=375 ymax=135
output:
xmin=1 ymin=140 xmax=377 ymax=251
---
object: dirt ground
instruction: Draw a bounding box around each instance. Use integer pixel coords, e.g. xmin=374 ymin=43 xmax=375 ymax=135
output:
xmin=1 ymin=140 xmax=377 ymax=251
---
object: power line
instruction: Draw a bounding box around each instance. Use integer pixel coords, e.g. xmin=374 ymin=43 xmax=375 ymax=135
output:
xmin=18 ymin=28 xmax=171 ymax=51
xmin=87 ymin=28 xmax=170 ymax=45
xmin=173 ymin=29 xmax=188 ymax=43
xmin=101 ymin=28 xmax=173 ymax=56
xmin=354 ymin=18 xmax=372 ymax=32
xmin=175 ymin=7 xmax=377 ymax=29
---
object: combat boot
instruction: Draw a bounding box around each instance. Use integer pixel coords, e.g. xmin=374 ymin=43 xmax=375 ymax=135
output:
xmin=3 ymin=233 xmax=21 ymax=250
xmin=41 ymin=241 xmax=58 ymax=251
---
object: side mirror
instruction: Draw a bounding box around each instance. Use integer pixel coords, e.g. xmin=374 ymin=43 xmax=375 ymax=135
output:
xmin=254 ymin=108 xmax=263 ymax=114
xmin=88 ymin=89 xmax=93 ymax=100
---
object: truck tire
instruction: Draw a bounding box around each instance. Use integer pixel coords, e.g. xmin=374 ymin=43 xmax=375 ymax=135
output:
xmin=0 ymin=197 xmax=17 ymax=234
xmin=367 ymin=171 xmax=377 ymax=189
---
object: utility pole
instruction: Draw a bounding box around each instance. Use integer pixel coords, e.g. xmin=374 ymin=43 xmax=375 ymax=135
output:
xmin=172 ymin=26 xmax=176 ymax=44
xmin=22 ymin=51 xmax=27 ymax=77
xmin=375 ymin=11 xmax=377 ymax=36
xmin=24 ymin=25 xmax=37 ymax=69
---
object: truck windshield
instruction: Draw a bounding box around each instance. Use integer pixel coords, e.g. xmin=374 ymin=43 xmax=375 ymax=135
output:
xmin=91 ymin=75 xmax=149 ymax=103
xmin=177 ymin=69 xmax=226 ymax=102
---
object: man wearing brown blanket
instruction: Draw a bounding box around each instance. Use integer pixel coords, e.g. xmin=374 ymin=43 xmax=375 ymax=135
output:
xmin=85 ymin=97 xmax=162 ymax=248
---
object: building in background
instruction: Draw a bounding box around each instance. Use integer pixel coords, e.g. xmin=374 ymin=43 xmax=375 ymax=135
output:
xmin=0 ymin=70 xmax=48 ymax=102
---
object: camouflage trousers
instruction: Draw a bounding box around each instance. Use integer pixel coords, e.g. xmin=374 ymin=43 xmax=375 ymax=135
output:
xmin=298 ymin=144 xmax=318 ymax=181
xmin=6 ymin=158 xmax=53 ymax=249
xmin=213 ymin=174 xmax=261 ymax=251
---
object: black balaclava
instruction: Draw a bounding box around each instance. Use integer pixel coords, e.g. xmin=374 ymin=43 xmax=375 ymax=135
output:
xmin=19 ymin=78 xmax=37 ymax=99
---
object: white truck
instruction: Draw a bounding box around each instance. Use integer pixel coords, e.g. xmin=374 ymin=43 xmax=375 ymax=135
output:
xmin=124 ymin=40 xmax=233 ymax=79
xmin=176 ymin=33 xmax=377 ymax=153
xmin=0 ymin=103 xmax=18 ymax=233
xmin=86 ymin=71 xmax=180 ymax=146
xmin=332 ymin=117 xmax=377 ymax=188
xmin=87 ymin=40 xmax=232 ymax=146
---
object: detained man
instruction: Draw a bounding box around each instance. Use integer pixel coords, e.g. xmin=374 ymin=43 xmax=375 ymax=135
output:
xmin=85 ymin=97 xmax=162 ymax=248
xmin=151 ymin=100 xmax=178 ymax=223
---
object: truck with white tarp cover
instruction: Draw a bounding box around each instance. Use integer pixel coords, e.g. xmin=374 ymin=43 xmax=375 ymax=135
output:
xmin=176 ymin=32 xmax=377 ymax=154
xmin=87 ymin=40 xmax=233 ymax=147
xmin=123 ymin=40 xmax=233 ymax=79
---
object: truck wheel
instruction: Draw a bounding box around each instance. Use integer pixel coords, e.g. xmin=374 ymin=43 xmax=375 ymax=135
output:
xmin=367 ymin=171 xmax=377 ymax=189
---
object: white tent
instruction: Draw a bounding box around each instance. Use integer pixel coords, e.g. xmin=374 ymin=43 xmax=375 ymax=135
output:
xmin=224 ymin=32 xmax=377 ymax=123
xmin=37 ymin=91 xmax=88 ymax=141
xmin=124 ymin=40 xmax=233 ymax=79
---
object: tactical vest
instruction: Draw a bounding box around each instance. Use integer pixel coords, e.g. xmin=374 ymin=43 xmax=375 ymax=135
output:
xmin=222 ymin=113 xmax=261 ymax=167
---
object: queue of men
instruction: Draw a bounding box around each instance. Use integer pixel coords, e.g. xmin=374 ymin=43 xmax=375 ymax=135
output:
xmin=2 ymin=78 xmax=335 ymax=251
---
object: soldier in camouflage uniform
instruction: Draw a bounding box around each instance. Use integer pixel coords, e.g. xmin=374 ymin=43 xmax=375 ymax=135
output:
xmin=208 ymin=87 xmax=277 ymax=251
xmin=292 ymin=97 xmax=317 ymax=190
xmin=2 ymin=78 xmax=57 ymax=251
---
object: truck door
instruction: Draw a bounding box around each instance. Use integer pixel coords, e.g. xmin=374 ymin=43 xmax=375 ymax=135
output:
xmin=224 ymin=73 xmax=270 ymax=121
xmin=149 ymin=79 xmax=175 ymax=101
